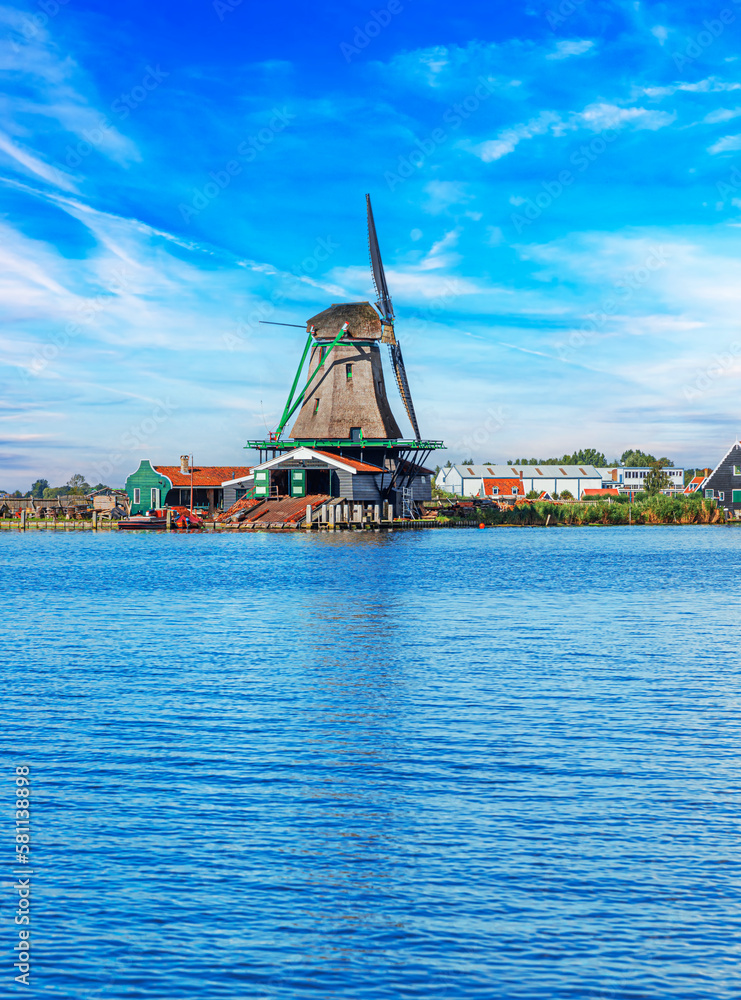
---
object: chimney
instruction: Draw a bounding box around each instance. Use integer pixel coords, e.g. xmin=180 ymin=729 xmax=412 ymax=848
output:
xmin=180 ymin=455 xmax=189 ymax=474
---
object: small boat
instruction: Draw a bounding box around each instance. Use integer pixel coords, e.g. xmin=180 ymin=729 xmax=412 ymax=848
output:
xmin=117 ymin=509 xmax=203 ymax=531
xmin=117 ymin=509 xmax=168 ymax=531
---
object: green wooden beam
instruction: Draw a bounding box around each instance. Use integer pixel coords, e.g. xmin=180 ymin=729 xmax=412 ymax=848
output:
xmin=276 ymin=328 xmax=347 ymax=437
xmin=275 ymin=328 xmax=313 ymax=438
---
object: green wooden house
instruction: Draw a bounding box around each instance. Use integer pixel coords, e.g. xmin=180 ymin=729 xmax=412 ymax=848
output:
xmin=125 ymin=461 xmax=173 ymax=514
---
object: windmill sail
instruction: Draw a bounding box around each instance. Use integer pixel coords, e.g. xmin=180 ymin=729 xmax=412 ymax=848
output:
xmin=366 ymin=194 xmax=394 ymax=323
xmin=389 ymin=342 xmax=421 ymax=441
xmin=366 ymin=193 xmax=421 ymax=441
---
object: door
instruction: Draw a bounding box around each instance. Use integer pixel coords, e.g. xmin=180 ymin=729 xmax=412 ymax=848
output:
xmin=150 ymin=488 xmax=161 ymax=509
xmin=291 ymin=469 xmax=306 ymax=498
xmin=255 ymin=471 xmax=270 ymax=498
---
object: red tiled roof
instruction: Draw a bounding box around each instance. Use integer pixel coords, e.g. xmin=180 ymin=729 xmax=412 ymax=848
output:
xmin=483 ymin=477 xmax=523 ymax=496
xmin=311 ymin=450 xmax=385 ymax=473
xmin=155 ymin=466 xmax=252 ymax=487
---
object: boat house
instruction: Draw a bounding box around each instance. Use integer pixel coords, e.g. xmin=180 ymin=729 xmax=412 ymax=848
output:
xmin=246 ymin=446 xmax=433 ymax=504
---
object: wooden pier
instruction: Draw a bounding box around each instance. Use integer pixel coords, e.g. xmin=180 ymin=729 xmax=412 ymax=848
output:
xmin=1 ymin=500 xmax=482 ymax=533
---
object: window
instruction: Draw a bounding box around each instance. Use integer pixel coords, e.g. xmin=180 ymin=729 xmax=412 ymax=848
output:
xmin=346 ymin=363 xmax=353 ymax=380
xmin=705 ymin=489 xmax=714 ymax=499
xmin=133 ymin=488 xmax=140 ymax=503
xmin=718 ymin=492 xmax=725 ymax=501
xmin=733 ymin=490 xmax=741 ymax=503
xmin=350 ymin=427 xmax=362 ymax=442
xmin=151 ymin=488 xmax=160 ymax=508
xmin=734 ymin=465 xmax=741 ymax=476
xmin=491 ymin=487 xmax=499 ymax=495
xmin=512 ymin=487 xmax=519 ymax=495
xmin=313 ymin=398 xmax=320 ymax=414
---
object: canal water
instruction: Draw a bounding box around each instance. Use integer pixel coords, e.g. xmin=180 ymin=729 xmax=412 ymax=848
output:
xmin=2 ymin=526 xmax=740 ymax=999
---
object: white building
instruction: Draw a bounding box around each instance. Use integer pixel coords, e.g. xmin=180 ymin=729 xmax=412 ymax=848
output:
xmin=436 ymin=464 xmax=602 ymax=500
xmin=597 ymin=467 xmax=684 ymax=491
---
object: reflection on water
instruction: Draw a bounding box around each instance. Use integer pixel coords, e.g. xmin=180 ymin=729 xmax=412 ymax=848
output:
xmin=2 ymin=526 xmax=741 ymax=999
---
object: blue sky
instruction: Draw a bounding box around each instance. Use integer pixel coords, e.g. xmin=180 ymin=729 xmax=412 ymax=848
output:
xmin=4 ymin=0 xmax=741 ymax=487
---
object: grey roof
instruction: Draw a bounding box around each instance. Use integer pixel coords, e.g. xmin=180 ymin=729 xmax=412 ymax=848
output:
xmin=448 ymin=464 xmax=602 ymax=479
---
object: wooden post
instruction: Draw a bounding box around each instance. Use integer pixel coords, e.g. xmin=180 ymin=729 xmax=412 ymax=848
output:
xmin=92 ymin=510 xmax=98 ymax=530
xmin=328 ymin=503 xmax=336 ymax=529
xmin=166 ymin=508 xmax=172 ymax=532
xmin=305 ymin=504 xmax=312 ymax=528
xmin=20 ymin=508 xmax=26 ymax=530
xmin=374 ymin=503 xmax=380 ymax=524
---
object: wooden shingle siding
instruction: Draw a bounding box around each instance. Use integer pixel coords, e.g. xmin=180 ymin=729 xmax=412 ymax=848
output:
xmin=222 ymin=486 xmax=240 ymax=508
xmin=335 ymin=469 xmax=355 ymax=498
xmin=408 ymin=476 xmax=432 ymax=501
xmin=703 ymin=442 xmax=741 ymax=510
xmin=350 ymin=473 xmax=383 ymax=502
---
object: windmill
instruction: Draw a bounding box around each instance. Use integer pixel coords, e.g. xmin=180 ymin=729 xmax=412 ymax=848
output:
xmin=366 ymin=194 xmax=421 ymax=442
xmin=248 ymin=197 xmax=444 ymax=509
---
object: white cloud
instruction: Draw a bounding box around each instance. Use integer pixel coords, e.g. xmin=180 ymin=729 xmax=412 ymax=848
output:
xmin=471 ymin=102 xmax=674 ymax=162
xmin=641 ymin=78 xmax=741 ymax=98
xmin=575 ymin=102 xmax=676 ymax=132
xmin=703 ymin=107 xmax=741 ymax=124
xmin=474 ymin=111 xmax=561 ymax=162
xmin=0 ymin=7 xmax=140 ymax=180
xmin=651 ymin=26 xmax=668 ymax=46
xmin=708 ymin=134 xmax=741 ymax=154
xmin=546 ymin=39 xmax=594 ymax=60
xmin=0 ymin=131 xmax=77 ymax=191
xmin=419 ymin=228 xmax=462 ymax=270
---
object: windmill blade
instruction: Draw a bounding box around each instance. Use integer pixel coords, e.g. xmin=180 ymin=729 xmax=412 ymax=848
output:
xmin=366 ymin=194 xmax=420 ymax=439
xmin=366 ymin=193 xmax=394 ymax=323
xmin=389 ymin=343 xmax=421 ymax=441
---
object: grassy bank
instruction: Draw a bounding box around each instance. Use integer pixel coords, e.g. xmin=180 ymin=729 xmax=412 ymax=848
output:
xmin=441 ymin=494 xmax=722 ymax=526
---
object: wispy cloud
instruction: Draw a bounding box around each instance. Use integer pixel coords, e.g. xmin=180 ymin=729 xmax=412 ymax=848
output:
xmin=0 ymin=131 xmax=77 ymax=190
xmin=708 ymin=134 xmax=741 ymax=153
xmin=471 ymin=102 xmax=674 ymax=161
xmin=546 ymin=40 xmax=594 ymax=61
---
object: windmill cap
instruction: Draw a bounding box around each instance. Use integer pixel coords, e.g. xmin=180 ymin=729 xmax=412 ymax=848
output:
xmin=306 ymin=302 xmax=384 ymax=339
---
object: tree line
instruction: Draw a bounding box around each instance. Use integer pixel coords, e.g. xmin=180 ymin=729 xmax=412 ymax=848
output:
xmin=1 ymin=475 xmax=110 ymax=500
